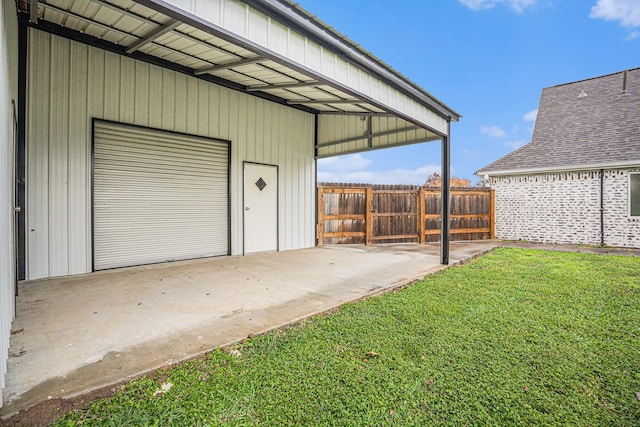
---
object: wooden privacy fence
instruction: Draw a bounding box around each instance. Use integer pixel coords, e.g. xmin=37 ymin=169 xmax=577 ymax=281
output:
xmin=317 ymin=184 xmax=495 ymax=245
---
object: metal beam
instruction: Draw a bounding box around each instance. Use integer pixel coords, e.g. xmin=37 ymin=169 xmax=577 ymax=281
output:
xmin=318 ymin=111 xmax=393 ymax=117
xmin=316 ymin=135 xmax=441 ymax=158
xmin=440 ymin=122 xmax=451 ymax=265
xmin=194 ymin=56 xmax=264 ymax=75
xmin=247 ymin=81 xmax=319 ymax=91
xmin=30 ymin=0 xmax=39 ymax=23
xmin=288 ymin=99 xmax=364 ymax=105
xmin=317 ymin=126 xmax=419 ymax=148
xmin=126 ymin=20 xmax=180 ymax=54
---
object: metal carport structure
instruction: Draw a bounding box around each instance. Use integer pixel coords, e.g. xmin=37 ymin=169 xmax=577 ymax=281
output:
xmin=15 ymin=0 xmax=459 ymax=268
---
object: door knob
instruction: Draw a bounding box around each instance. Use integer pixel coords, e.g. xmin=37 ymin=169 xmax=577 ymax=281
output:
xmin=245 ymin=207 xmax=250 ymax=211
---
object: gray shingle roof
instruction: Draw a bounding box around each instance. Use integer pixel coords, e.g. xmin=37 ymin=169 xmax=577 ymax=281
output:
xmin=477 ymin=67 xmax=640 ymax=175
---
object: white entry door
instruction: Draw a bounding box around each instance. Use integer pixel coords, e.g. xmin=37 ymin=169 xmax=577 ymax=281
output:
xmin=244 ymin=163 xmax=278 ymax=254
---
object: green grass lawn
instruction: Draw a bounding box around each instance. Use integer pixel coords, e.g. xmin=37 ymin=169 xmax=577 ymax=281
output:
xmin=54 ymin=248 xmax=640 ymax=426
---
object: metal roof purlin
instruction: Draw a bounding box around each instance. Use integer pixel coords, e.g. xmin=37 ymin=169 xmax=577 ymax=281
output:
xmin=194 ymin=56 xmax=264 ymax=75
xmin=287 ymin=99 xmax=362 ymax=105
xmin=318 ymin=126 xmax=421 ymax=149
xmin=125 ymin=20 xmax=180 ymax=53
xmin=247 ymin=81 xmax=319 ymax=91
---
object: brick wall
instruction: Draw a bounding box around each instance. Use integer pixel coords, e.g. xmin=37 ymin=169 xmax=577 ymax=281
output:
xmin=489 ymin=169 xmax=640 ymax=248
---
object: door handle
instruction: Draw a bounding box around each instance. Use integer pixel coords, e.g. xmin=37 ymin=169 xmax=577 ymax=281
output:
xmin=245 ymin=207 xmax=250 ymax=211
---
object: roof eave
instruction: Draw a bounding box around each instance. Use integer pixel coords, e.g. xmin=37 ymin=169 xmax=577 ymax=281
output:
xmin=477 ymin=160 xmax=640 ymax=176
xmin=241 ymin=0 xmax=460 ymax=122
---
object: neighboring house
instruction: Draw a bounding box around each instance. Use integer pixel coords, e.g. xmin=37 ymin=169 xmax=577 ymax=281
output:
xmin=0 ymin=0 xmax=459 ymax=406
xmin=477 ymin=68 xmax=640 ymax=248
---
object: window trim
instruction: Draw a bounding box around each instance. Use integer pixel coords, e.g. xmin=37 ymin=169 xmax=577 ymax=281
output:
xmin=630 ymin=172 xmax=640 ymax=218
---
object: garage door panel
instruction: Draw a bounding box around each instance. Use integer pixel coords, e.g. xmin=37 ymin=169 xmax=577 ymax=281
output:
xmin=93 ymin=121 xmax=229 ymax=270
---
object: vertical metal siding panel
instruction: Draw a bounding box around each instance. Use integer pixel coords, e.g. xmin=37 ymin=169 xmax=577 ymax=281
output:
xmin=223 ymin=0 xmax=246 ymax=36
xmin=161 ymin=69 xmax=175 ymax=129
xmin=284 ymin=112 xmax=294 ymax=250
xmin=268 ymin=19 xmax=288 ymax=54
xmin=87 ymin=47 xmax=105 ymax=119
xmin=186 ymin=77 xmax=198 ymax=134
xmin=297 ymin=121 xmax=306 ymax=247
xmin=287 ymin=30 xmax=305 ymax=65
xmin=235 ymin=90 xmax=246 ymax=253
xmin=197 ymin=80 xmax=209 ymax=136
xmin=174 ymin=72 xmax=187 ymax=133
xmin=68 ymin=42 xmax=89 ymax=275
xmin=27 ymin=30 xmax=50 ymax=279
xmin=208 ymin=83 xmax=220 ymax=137
xmin=148 ymin=66 xmax=162 ymax=129
xmin=246 ymin=96 xmax=256 ymax=161
xmin=103 ymin=52 xmax=120 ymax=121
xmin=134 ymin=61 xmax=150 ymax=127
xmin=48 ymin=35 xmax=70 ymax=277
xmin=86 ymin=45 xmax=105 ymax=273
xmin=226 ymin=89 xmax=241 ymax=253
xmin=255 ymin=99 xmax=265 ymax=162
xmin=247 ymin=9 xmax=268 ymax=45
xmin=119 ymin=56 xmax=135 ymax=123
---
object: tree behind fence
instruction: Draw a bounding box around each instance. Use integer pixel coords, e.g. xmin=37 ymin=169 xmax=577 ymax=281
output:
xmin=317 ymin=183 xmax=495 ymax=245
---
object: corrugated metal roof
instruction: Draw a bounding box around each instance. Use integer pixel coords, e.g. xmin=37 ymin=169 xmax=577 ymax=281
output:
xmin=20 ymin=0 xmax=459 ymax=157
xmin=477 ymin=68 xmax=640 ymax=175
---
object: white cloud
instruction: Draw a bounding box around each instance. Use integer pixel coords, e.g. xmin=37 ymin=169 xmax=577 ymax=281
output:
xmin=626 ymin=30 xmax=640 ymax=40
xmin=480 ymin=125 xmax=506 ymax=138
xmin=458 ymin=0 xmax=536 ymax=13
xmin=523 ymin=108 xmax=538 ymax=122
xmin=317 ymin=154 xmax=371 ymax=172
xmin=318 ymin=164 xmax=441 ymax=185
xmin=590 ymin=0 xmax=640 ymax=27
xmin=505 ymin=140 xmax=528 ymax=150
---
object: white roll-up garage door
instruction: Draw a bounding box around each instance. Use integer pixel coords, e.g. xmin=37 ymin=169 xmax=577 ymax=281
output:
xmin=93 ymin=121 xmax=229 ymax=270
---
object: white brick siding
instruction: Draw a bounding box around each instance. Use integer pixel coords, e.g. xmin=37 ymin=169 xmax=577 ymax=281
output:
xmin=489 ymin=169 xmax=640 ymax=248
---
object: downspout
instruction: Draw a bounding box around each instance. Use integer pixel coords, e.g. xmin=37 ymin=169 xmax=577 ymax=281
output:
xmin=600 ymin=169 xmax=604 ymax=246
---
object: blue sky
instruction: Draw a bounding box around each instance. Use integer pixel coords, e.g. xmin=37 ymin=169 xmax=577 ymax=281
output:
xmin=296 ymin=0 xmax=640 ymax=185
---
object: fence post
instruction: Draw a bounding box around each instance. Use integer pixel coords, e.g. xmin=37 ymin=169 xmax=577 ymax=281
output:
xmin=417 ymin=189 xmax=425 ymax=243
xmin=365 ymin=187 xmax=373 ymax=245
xmin=490 ymin=189 xmax=495 ymax=239
xmin=317 ymin=187 xmax=324 ymax=246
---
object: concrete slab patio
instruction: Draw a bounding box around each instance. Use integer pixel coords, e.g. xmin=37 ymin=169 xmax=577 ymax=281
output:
xmin=1 ymin=241 xmax=496 ymax=417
